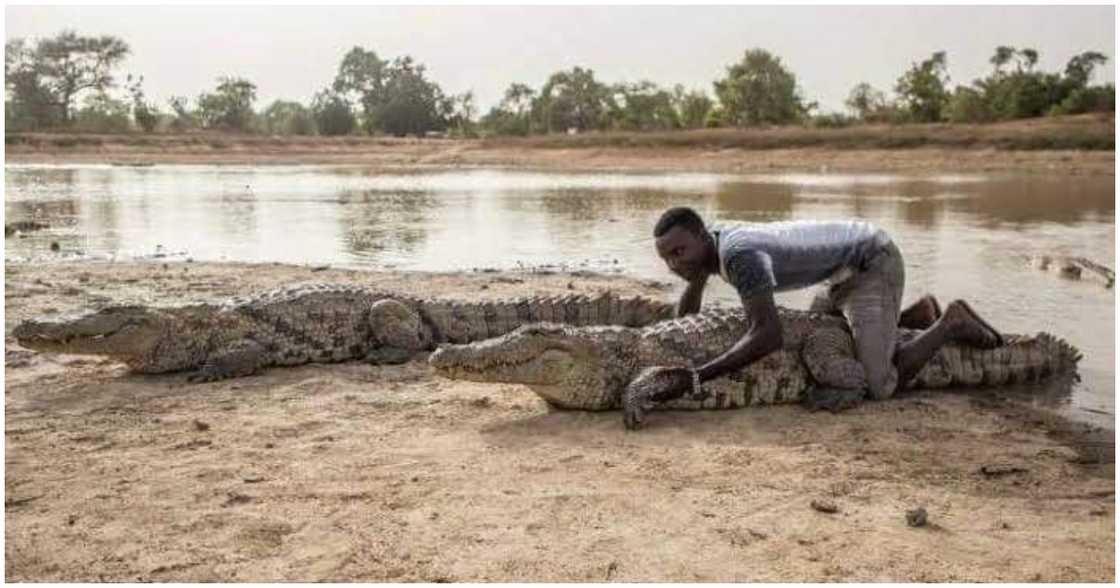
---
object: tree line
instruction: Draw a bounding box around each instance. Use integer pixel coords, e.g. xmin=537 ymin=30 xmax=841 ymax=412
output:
xmin=5 ymin=30 xmax=1114 ymax=137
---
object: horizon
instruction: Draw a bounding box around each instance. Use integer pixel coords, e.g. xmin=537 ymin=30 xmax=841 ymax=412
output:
xmin=5 ymin=5 xmax=1115 ymax=115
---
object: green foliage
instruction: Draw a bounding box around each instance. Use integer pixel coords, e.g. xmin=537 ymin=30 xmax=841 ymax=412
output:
xmin=332 ymin=47 xmax=388 ymax=134
xmin=946 ymin=86 xmax=992 ymax=123
xmin=1050 ymin=84 xmax=1115 ymax=116
xmin=479 ymin=83 xmax=536 ymax=136
xmin=845 ymin=82 xmax=891 ymax=122
xmin=196 ymin=76 xmax=257 ymax=131
xmin=674 ymin=86 xmax=713 ymax=129
xmin=5 ymin=39 xmax=62 ymax=130
xmin=126 ymin=74 xmax=158 ymax=132
xmin=533 ymin=66 xmax=613 ymax=132
xmin=5 ymin=31 xmax=129 ymax=129
xmin=704 ymin=106 xmax=728 ymax=128
xmin=72 ymin=91 xmax=132 ymax=133
xmin=944 ymin=47 xmax=1111 ymax=123
xmin=895 ymin=51 xmax=950 ymax=122
xmin=326 ymin=48 xmax=449 ymax=136
xmin=32 ymin=30 xmax=130 ymax=124
xmin=713 ymin=49 xmax=808 ymax=126
xmin=1063 ymin=51 xmax=1108 ymax=89
xmin=377 ymin=56 xmax=450 ymax=137
xmin=310 ymin=90 xmax=356 ymax=136
xmin=448 ymin=91 xmax=477 ymax=137
xmin=609 ymin=81 xmax=679 ymax=131
xmin=262 ymin=100 xmax=316 ymax=135
xmin=7 ymin=29 xmax=1114 ymax=139
xmin=810 ymin=112 xmax=858 ymax=129
xmin=167 ymin=95 xmax=198 ymax=131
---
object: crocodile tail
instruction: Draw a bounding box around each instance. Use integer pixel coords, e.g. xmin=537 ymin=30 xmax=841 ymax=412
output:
xmin=913 ymin=331 xmax=1082 ymax=389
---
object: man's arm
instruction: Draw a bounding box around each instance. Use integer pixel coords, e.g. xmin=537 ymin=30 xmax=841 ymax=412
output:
xmin=676 ymin=275 xmax=708 ymax=317
xmin=695 ymin=290 xmax=783 ymax=382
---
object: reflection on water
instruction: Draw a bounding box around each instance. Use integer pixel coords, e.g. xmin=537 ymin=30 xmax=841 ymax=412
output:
xmin=4 ymin=164 xmax=1115 ymax=426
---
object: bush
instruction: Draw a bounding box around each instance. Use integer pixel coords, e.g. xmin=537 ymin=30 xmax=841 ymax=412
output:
xmin=947 ymin=86 xmax=993 ymax=123
xmin=72 ymin=93 xmax=133 ymax=133
xmin=1050 ymin=85 xmax=1115 ymax=116
xmin=810 ymin=112 xmax=857 ymax=128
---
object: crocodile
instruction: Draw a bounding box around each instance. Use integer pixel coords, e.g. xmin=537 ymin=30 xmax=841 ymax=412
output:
xmin=1030 ymin=255 xmax=1115 ymax=289
xmin=12 ymin=283 xmax=674 ymax=381
xmin=428 ymin=306 xmax=1081 ymax=415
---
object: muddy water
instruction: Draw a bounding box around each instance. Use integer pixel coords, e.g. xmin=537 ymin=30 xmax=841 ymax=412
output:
xmin=4 ymin=164 xmax=1114 ymax=425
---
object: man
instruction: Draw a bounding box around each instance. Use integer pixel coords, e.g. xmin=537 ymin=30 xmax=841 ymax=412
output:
xmin=626 ymin=207 xmax=1003 ymax=428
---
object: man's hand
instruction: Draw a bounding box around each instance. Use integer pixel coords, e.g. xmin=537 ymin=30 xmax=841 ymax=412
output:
xmin=623 ymin=366 xmax=696 ymax=430
xmin=676 ymin=275 xmax=708 ymax=317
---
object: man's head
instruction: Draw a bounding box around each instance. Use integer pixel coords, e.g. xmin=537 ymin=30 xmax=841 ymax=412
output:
xmin=654 ymin=206 xmax=715 ymax=282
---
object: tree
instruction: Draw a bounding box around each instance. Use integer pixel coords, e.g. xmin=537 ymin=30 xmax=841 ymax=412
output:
xmin=1063 ymin=51 xmax=1108 ymax=89
xmin=377 ymin=56 xmax=449 ymax=136
xmin=167 ymin=95 xmax=198 ymax=131
xmin=503 ymin=83 xmax=535 ymax=118
xmin=262 ymin=100 xmax=315 ymax=135
xmin=196 ymin=76 xmax=257 ymax=131
xmin=673 ymin=85 xmax=713 ymax=129
xmin=845 ymin=82 xmax=887 ymax=121
xmin=946 ymin=86 xmax=992 ymax=123
xmin=32 ymin=30 xmax=130 ymax=124
xmin=310 ymin=90 xmax=356 ymax=136
xmin=5 ymin=38 xmax=61 ymax=130
xmin=479 ymin=83 xmax=536 ymax=136
xmin=72 ymin=91 xmax=132 ymax=132
xmin=326 ymin=49 xmax=450 ymax=136
xmin=895 ymin=51 xmax=950 ymax=123
xmin=332 ymin=47 xmax=388 ymax=134
xmin=1052 ymin=84 xmax=1115 ymax=115
xmin=534 ymin=66 xmax=612 ymax=132
xmin=713 ymin=49 xmax=809 ymax=126
xmin=990 ymin=45 xmax=1016 ymax=74
xmin=610 ymin=80 xmax=679 ymax=130
xmin=126 ymin=74 xmax=158 ymax=132
xmin=449 ymin=91 xmax=476 ymax=136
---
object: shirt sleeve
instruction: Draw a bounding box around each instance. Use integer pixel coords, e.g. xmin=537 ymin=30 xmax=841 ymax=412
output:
xmin=723 ymin=248 xmax=777 ymax=299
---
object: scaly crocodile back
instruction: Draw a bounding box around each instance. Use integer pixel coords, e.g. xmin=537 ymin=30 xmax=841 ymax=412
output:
xmin=908 ymin=330 xmax=1082 ymax=388
xmin=146 ymin=284 xmax=675 ymax=373
xmin=416 ymin=292 xmax=674 ymax=344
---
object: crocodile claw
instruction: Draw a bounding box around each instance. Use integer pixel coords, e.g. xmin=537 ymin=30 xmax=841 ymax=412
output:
xmin=803 ymin=387 xmax=865 ymax=413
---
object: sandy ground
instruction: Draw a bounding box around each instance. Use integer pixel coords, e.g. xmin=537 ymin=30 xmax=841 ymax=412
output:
xmin=6 ymin=136 xmax=1115 ymax=176
xmin=2 ymin=260 xmax=1114 ymax=582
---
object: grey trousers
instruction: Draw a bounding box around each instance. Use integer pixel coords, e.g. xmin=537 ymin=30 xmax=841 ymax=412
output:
xmin=809 ymin=241 xmax=905 ymax=400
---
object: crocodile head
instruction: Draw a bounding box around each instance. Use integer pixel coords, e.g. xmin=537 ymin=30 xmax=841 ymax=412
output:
xmin=428 ymin=323 xmax=637 ymax=410
xmin=14 ymin=305 xmax=168 ymax=361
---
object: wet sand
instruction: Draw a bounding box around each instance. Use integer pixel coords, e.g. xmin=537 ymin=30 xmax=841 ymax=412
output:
xmin=4 ymin=261 xmax=1114 ymax=581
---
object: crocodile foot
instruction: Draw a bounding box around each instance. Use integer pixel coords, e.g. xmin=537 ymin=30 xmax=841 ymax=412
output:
xmin=802 ymin=387 xmax=865 ymax=413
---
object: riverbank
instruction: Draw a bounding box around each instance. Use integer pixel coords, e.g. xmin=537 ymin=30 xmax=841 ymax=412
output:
xmin=4 ymin=260 xmax=1113 ymax=582
xmin=4 ymin=114 xmax=1114 ymax=175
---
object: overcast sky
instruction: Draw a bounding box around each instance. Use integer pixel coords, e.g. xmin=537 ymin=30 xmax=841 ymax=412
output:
xmin=6 ymin=5 xmax=1115 ymax=114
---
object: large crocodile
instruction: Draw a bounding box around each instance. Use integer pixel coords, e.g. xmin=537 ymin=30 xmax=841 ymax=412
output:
xmin=1030 ymin=254 xmax=1115 ymax=289
xmin=429 ymin=305 xmax=1081 ymax=417
xmin=13 ymin=283 xmax=673 ymax=381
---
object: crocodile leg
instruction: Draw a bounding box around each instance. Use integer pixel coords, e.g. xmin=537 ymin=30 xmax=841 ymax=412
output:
xmin=366 ymin=298 xmax=433 ymax=364
xmin=187 ymin=341 xmax=267 ymax=383
xmin=800 ymin=327 xmax=868 ymax=412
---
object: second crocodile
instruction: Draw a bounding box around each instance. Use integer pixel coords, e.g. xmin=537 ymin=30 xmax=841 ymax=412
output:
xmin=13 ymin=283 xmax=673 ymax=381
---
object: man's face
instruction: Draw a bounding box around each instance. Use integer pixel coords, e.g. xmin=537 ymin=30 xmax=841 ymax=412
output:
xmin=655 ymin=225 xmax=711 ymax=282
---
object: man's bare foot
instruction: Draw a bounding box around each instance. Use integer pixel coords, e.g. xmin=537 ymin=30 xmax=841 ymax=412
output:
xmin=942 ymin=300 xmax=1004 ymax=348
xmin=899 ymin=294 xmax=942 ymax=330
